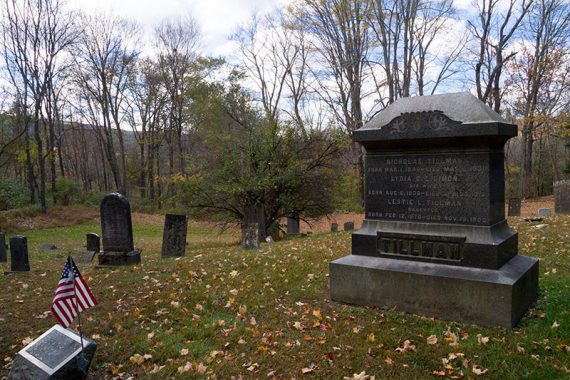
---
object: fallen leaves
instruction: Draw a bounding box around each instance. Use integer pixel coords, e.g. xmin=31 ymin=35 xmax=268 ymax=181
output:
xmin=472 ymin=364 xmax=488 ymax=375
xmin=395 ymin=340 xmax=416 ymax=353
xmin=427 ymin=335 xmax=438 ymax=345
xmin=129 ymin=353 xmax=152 ymax=365
xmin=477 ymin=334 xmax=489 ymax=345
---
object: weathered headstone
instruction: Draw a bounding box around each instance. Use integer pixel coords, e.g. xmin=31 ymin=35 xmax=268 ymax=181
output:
xmin=0 ymin=232 xmax=7 ymax=262
xmin=161 ymin=214 xmax=188 ymax=258
xmin=554 ymin=180 xmax=570 ymax=214
xmin=538 ymin=208 xmax=551 ymax=216
xmin=10 ymin=236 xmax=30 ymax=272
xmin=244 ymin=203 xmax=266 ymax=240
xmin=74 ymin=251 xmax=96 ymax=265
xmin=329 ymin=92 xmax=538 ymax=328
xmin=331 ymin=223 xmax=338 ymax=232
xmin=242 ymin=223 xmax=260 ymax=249
xmin=8 ymin=324 xmax=96 ymax=380
xmin=508 ymin=198 xmax=521 ymax=216
xmin=286 ymin=213 xmax=300 ymax=236
xmin=86 ymin=233 xmax=100 ymax=253
xmin=343 ymin=221 xmax=354 ymax=231
xmin=98 ymin=193 xmax=141 ymax=266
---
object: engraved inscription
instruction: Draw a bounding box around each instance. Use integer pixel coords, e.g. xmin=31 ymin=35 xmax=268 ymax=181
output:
xmin=366 ymin=152 xmax=490 ymax=225
xmin=377 ymin=232 xmax=465 ymax=262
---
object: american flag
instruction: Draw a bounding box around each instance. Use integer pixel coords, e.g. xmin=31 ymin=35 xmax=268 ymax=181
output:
xmin=51 ymin=256 xmax=97 ymax=327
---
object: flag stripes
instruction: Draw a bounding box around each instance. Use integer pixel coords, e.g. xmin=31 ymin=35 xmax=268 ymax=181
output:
xmin=51 ymin=256 xmax=97 ymax=327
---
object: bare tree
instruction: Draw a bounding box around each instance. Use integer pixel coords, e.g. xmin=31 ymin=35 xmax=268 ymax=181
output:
xmin=468 ymin=0 xmax=533 ymax=113
xmin=72 ymin=12 xmax=140 ymax=195
xmin=1 ymin=0 xmax=76 ymax=211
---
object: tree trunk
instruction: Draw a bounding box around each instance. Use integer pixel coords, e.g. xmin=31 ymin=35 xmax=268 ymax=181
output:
xmin=34 ymin=103 xmax=47 ymax=213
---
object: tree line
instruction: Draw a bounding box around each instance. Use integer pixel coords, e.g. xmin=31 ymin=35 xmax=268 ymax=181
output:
xmin=0 ymin=0 xmax=569 ymax=232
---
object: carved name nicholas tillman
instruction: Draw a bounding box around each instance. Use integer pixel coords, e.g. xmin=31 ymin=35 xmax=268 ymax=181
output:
xmin=377 ymin=232 xmax=466 ymax=262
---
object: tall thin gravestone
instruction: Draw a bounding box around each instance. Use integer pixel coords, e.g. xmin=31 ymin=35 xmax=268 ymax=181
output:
xmin=242 ymin=223 xmax=260 ymax=249
xmin=244 ymin=203 xmax=266 ymax=240
xmin=330 ymin=93 xmax=538 ymax=328
xmin=508 ymin=198 xmax=521 ymax=216
xmin=98 ymin=193 xmax=141 ymax=266
xmin=161 ymin=214 xmax=188 ymax=258
xmin=554 ymin=180 xmax=570 ymax=214
xmin=286 ymin=212 xmax=300 ymax=236
xmin=0 ymin=232 xmax=7 ymax=262
xmin=10 ymin=236 xmax=30 ymax=272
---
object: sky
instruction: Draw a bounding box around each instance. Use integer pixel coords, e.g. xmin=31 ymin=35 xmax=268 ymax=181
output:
xmin=68 ymin=0 xmax=290 ymax=56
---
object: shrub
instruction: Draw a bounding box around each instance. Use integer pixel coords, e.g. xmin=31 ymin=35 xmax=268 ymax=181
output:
xmin=54 ymin=178 xmax=81 ymax=206
xmin=0 ymin=178 xmax=30 ymax=210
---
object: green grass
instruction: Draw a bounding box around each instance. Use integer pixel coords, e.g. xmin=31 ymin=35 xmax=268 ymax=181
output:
xmin=0 ymin=214 xmax=569 ymax=379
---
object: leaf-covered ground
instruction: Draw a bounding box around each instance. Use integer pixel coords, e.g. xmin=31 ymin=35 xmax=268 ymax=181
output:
xmin=0 ymin=213 xmax=569 ymax=379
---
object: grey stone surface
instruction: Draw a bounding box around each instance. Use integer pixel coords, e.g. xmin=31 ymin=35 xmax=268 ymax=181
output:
xmin=330 ymin=254 xmax=538 ymax=328
xmin=39 ymin=244 xmax=58 ymax=251
xmin=74 ymin=251 xmax=96 ymax=265
xmin=554 ymin=180 xmax=570 ymax=214
xmin=329 ymin=92 xmax=538 ymax=328
xmin=538 ymin=208 xmax=552 ymax=216
xmin=98 ymin=193 xmax=140 ymax=266
xmin=343 ymin=221 xmax=354 ymax=231
xmin=508 ymin=198 xmax=521 ymax=216
xmin=286 ymin=213 xmax=300 ymax=236
xmin=10 ymin=236 xmax=30 ymax=272
xmin=8 ymin=327 xmax=96 ymax=380
xmin=161 ymin=214 xmax=188 ymax=258
xmin=331 ymin=223 xmax=338 ymax=233
xmin=242 ymin=223 xmax=260 ymax=249
xmin=86 ymin=233 xmax=100 ymax=253
xmin=0 ymin=232 xmax=6 ymax=262
xmin=244 ymin=203 xmax=266 ymax=240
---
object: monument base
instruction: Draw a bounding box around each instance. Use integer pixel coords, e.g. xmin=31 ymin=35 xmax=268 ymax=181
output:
xmin=97 ymin=250 xmax=141 ymax=267
xmin=330 ymin=254 xmax=538 ymax=328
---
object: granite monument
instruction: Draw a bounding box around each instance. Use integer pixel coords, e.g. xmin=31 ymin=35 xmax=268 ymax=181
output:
xmin=161 ymin=214 xmax=188 ymax=258
xmin=329 ymin=92 xmax=539 ymax=328
xmin=286 ymin=212 xmax=300 ymax=236
xmin=10 ymin=236 xmax=30 ymax=272
xmin=98 ymin=193 xmax=141 ymax=266
xmin=242 ymin=223 xmax=260 ymax=249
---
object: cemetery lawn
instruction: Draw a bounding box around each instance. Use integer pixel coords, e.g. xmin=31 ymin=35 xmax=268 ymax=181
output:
xmin=0 ymin=214 xmax=569 ymax=379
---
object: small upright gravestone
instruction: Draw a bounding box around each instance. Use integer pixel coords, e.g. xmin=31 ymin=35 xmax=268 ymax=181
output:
xmin=86 ymin=233 xmax=100 ymax=253
xmin=242 ymin=223 xmax=260 ymax=249
xmin=508 ymin=198 xmax=521 ymax=216
xmin=554 ymin=180 xmax=570 ymax=214
xmin=0 ymin=232 xmax=7 ymax=262
xmin=244 ymin=203 xmax=266 ymax=240
xmin=161 ymin=214 xmax=188 ymax=258
xmin=10 ymin=236 xmax=30 ymax=272
xmin=8 ymin=324 xmax=96 ymax=380
xmin=330 ymin=92 xmax=538 ymax=328
xmin=98 ymin=193 xmax=141 ymax=266
xmin=286 ymin=213 xmax=300 ymax=236
xmin=343 ymin=221 xmax=355 ymax=231
xmin=331 ymin=223 xmax=338 ymax=232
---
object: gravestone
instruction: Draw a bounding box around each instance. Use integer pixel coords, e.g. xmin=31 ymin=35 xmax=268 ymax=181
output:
xmin=74 ymin=251 xmax=96 ymax=265
xmin=86 ymin=233 xmax=100 ymax=253
xmin=508 ymin=198 xmax=521 ymax=216
xmin=0 ymin=232 xmax=6 ymax=262
xmin=554 ymin=180 xmax=570 ymax=214
xmin=98 ymin=193 xmax=141 ymax=266
xmin=538 ymin=208 xmax=551 ymax=216
xmin=244 ymin=203 xmax=266 ymax=240
xmin=343 ymin=221 xmax=354 ymax=231
xmin=331 ymin=223 xmax=338 ymax=232
xmin=286 ymin=213 xmax=300 ymax=236
xmin=161 ymin=214 xmax=188 ymax=258
xmin=329 ymin=92 xmax=538 ymax=328
xmin=8 ymin=324 xmax=96 ymax=380
xmin=242 ymin=223 xmax=260 ymax=249
xmin=10 ymin=236 xmax=30 ymax=272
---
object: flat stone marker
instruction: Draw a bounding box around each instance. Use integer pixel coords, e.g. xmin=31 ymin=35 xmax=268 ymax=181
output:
xmin=331 ymin=223 xmax=338 ymax=232
xmin=8 ymin=324 xmax=96 ymax=380
xmin=508 ymin=198 xmax=521 ymax=216
xmin=554 ymin=180 xmax=570 ymax=214
xmin=0 ymin=232 xmax=7 ymax=262
xmin=242 ymin=223 xmax=260 ymax=249
xmin=98 ymin=193 xmax=141 ymax=266
xmin=161 ymin=214 xmax=188 ymax=258
xmin=286 ymin=213 xmax=300 ymax=236
xmin=39 ymin=244 xmax=58 ymax=251
xmin=86 ymin=233 xmax=100 ymax=253
xmin=538 ymin=208 xmax=551 ymax=216
xmin=343 ymin=221 xmax=354 ymax=231
xmin=74 ymin=251 xmax=96 ymax=265
xmin=330 ymin=92 xmax=538 ymax=328
xmin=10 ymin=236 xmax=30 ymax=272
